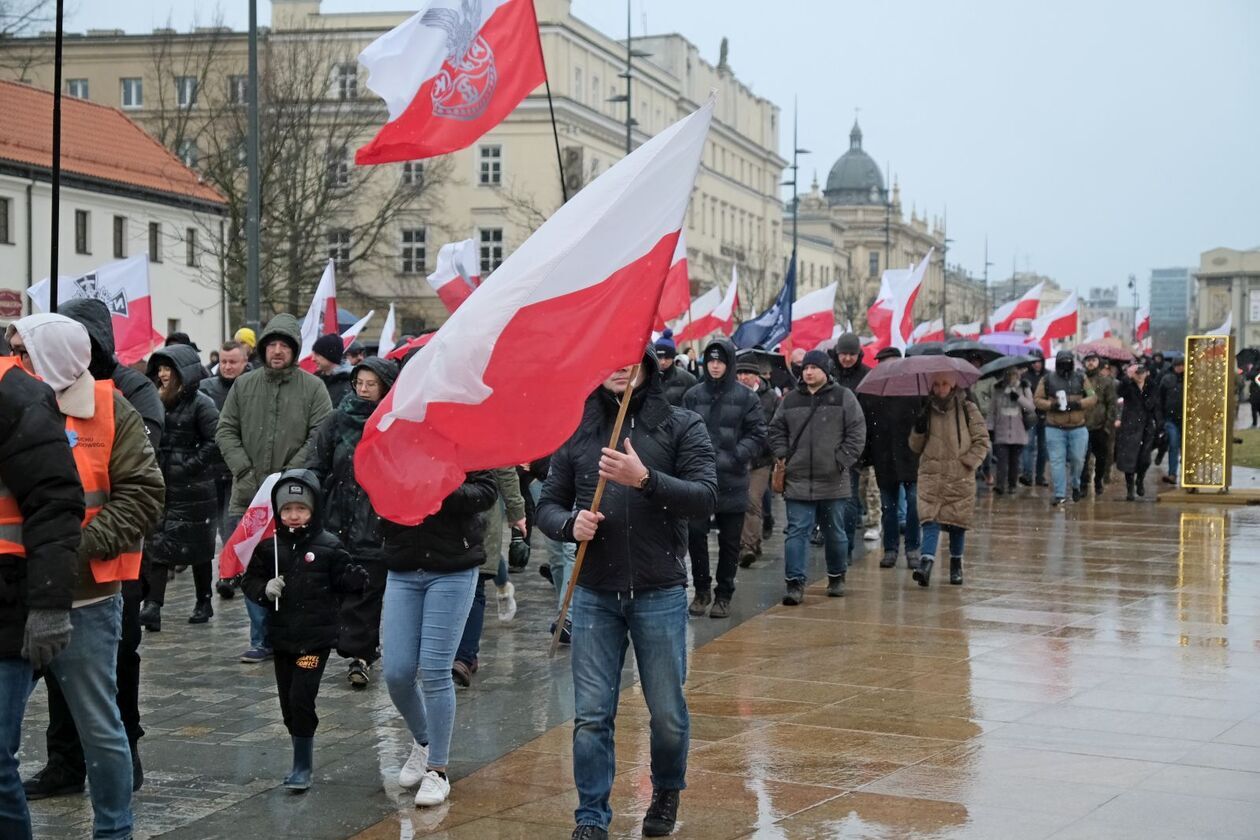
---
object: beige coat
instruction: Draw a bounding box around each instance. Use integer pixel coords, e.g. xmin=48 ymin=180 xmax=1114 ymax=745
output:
xmin=909 ymin=392 xmax=990 ymax=529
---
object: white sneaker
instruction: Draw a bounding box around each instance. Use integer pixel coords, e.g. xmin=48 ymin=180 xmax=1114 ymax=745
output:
xmin=863 ymin=527 xmax=880 ymax=542
xmin=399 ymin=741 xmax=429 ymax=788
xmin=496 ymin=581 xmax=517 ymax=622
xmin=414 ymin=769 xmax=450 ymax=806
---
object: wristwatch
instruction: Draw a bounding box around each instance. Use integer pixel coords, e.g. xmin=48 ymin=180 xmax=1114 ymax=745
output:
xmin=636 ymin=469 xmax=651 ymax=490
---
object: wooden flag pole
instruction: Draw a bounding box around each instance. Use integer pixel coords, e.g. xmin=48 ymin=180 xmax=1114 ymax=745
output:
xmin=549 ymin=363 xmax=641 ymax=657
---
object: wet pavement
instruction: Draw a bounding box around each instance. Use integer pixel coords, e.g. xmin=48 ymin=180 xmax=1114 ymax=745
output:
xmin=20 ymin=476 xmax=1260 ymax=839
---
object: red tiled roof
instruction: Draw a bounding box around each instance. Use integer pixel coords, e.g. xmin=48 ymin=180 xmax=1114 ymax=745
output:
xmin=0 ymin=79 xmax=225 ymax=206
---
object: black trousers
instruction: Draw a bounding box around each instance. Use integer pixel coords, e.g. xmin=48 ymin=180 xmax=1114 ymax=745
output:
xmin=1081 ymin=428 xmax=1111 ymax=490
xmin=993 ymin=443 xmax=1023 ymax=490
xmin=144 ymin=560 xmax=212 ymax=606
xmin=214 ymin=476 xmax=233 ymax=544
xmin=688 ymin=512 xmax=744 ymax=601
xmin=274 ymin=649 xmax=330 ymax=738
xmin=45 ymin=579 xmax=144 ymax=776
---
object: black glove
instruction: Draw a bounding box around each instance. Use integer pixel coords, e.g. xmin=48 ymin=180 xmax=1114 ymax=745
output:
xmin=344 ymin=564 xmax=370 ymax=592
xmin=508 ymin=527 xmax=531 ymax=570
xmin=913 ymin=405 xmax=930 ymax=434
xmin=1008 ymin=390 xmax=1020 ymax=402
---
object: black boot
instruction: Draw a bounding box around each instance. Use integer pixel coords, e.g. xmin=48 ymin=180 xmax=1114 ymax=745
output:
xmin=1136 ymin=470 xmax=1147 ymax=497
xmin=949 ymin=557 xmax=964 ymax=586
xmin=912 ymin=555 xmax=934 ymax=588
xmin=138 ymin=601 xmax=161 ymax=632
xmin=1125 ymin=474 xmax=1136 ymax=501
xmin=131 ymin=740 xmax=143 ymax=792
xmin=188 ymin=598 xmax=213 ymax=624
xmin=22 ymin=762 xmax=85 ymax=800
xmin=642 ymin=788 xmax=680 ymax=837
xmin=284 ymin=736 xmax=314 ymax=792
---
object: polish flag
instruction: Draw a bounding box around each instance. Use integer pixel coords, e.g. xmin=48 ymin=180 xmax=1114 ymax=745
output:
xmin=341 ymin=310 xmax=375 ymax=349
xmin=911 ymin=318 xmax=945 ymax=343
xmin=355 ymin=0 xmax=546 ymax=164
xmin=990 ymin=281 xmax=1044 ymax=332
xmin=671 ymin=286 xmax=723 ymax=345
xmin=1083 ymin=317 xmax=1112 ymax=342
xmin=950 ymin=321 xmax=982 ymax=340
xmin=1135 ymin=306 xmax=1150 ymax=342
xmin=217 ymin=473 xmax=281 ymax=579
xmin=654 ymin=233 xmax=690 ymax=330
xmin=676 ymin=267 xmax=739 ymax=344
xmin=27 ymin=254 xmax=164 ymax=365
xmin=378 ymin=303 xmax=398 ymax=355
xmin=789 ymin=282 xmax=836 ymax=353
xmin=298 ymin=260 xmax=339 ymax=372
xmin=385 ymin=331 xmax=436 ymax=361
xmin=427 ymin=239 xmax=482 ymax=313
xmin=867 ymin=249 xmax=932 ymax=354
xmin=1029 ymin=292 xmax=1078 ymax=355
xmin=355 ymin=100 xmax=714 ymax=524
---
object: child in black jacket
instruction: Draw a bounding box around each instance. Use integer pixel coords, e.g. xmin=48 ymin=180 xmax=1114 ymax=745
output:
xmin=241 ymin=469 xmax=367 ymax=792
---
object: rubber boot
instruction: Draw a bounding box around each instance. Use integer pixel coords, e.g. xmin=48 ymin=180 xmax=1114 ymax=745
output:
xmin=912 ymin=555 xmax=934 ymax=588
xmin=1125 ymin=474 xmax=1136 ymax=502
xmin=1136 ymin=469 xmax=1147 ymax=498
xmin=949 ymin=556 xmax=963 ymax=586
xmin=284 ymin=736 xmax=314 ymax=792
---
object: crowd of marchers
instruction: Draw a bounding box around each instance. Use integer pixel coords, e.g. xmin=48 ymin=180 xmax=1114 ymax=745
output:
xmin=0 ymin=308 xmax=1188 ymax=840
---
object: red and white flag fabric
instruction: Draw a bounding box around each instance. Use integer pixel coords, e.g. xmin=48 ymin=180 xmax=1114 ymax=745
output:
xmin=355 ymin=0 xmax=546 ymax=164
xmin=1029 ymin=291 xmax=1078 ymax=355
xmin=298 ymin=260 xmax=339 ymax=372
xmin=1134 ymin=305 xmax=1150 ymax=341
xmin=788 ymin=282 xmax=837 ymax=353
xmin=217 ymin=473 xmax=281 ymax=579
xmin=379 ymin=303 xmax=398 ymax=355
xmin=27 ymin=254 xmax=163 ymax=365
xmin=670 ymin=286 xmax=722 ymax=345
xmin=676 ymin=266 xmax=739 ymax=343
xmin=341 ymin=310 xmax=375 ymax=350
xmin=950 ymin=321 xmax=982 ymax=340
xmin=1083 ymin=317 xmax=1112 ymax=343
xmin=990 ymin=281 xmax=1044 ymax=332
xmin=385 ymin=332 xmax=436 ymax=361
xmin=867 ymin=249 xmax=932 ymax=354
xmin=654 ymin=232 xmax=690 ymax=330
xmin=911 ymin=318 xmax=945 ymax=344
xmin=356 ymin=99 xmax=714 ymax=524
xmin=427 ymin=239 xmax=482 ymax=313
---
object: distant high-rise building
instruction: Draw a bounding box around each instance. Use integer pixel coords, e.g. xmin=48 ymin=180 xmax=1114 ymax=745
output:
xmin=1149 ymin=267 xmax=1192 ymax=350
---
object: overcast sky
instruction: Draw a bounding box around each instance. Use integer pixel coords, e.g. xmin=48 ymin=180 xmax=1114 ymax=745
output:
xmin=62 ymin=0 xmax=1260 ymax=302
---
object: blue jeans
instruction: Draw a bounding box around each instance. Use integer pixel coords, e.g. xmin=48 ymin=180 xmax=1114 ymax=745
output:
xmin=381 ymin=568 xmax=477 ymax=768
xmin=45 ymin=595 xmax=132 ymax=839
xmin=879 ymin=482 xmax=920 ymax=553
xmin=1021 ymin=420 xmax=1047 ymax=480
xmin=842 ymin=469 xmax=861 ymax=549
xmin=784 ymin=498 xmax=848 ymax=583
xmin=455 ymin=574 xmax=491 ymax=667
xmin=1164 ymin=421 xmax=1180 ymax=480
xmin=244 ymin=595 xmax=270 ymax=651
xmin=571 ymin=585 xmax=688 ymax=830
xmin=1045 ymin=426 xmax=1089 ymax=499
xmin=921 ymin=521 xmax=967 ymax=558
xmin=0 ymin=658 xmax=34 ymax=840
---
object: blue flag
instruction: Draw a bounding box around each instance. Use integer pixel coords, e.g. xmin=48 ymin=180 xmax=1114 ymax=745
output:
xmin=732 ymin=253 xmax=796 ymax=350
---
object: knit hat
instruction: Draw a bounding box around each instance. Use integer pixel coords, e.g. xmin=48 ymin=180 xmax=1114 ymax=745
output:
xmin=274 ymin=480 xmax=316 ymax=513
xmin=836 ymin=333 xmax=862 ymax=355
xmin=234 ymin=327 xmax=257 ymax=349
xmin=654 ymin=329 xmax=677 ymax=356
xmin=875 ymin=346 xmax=902 ymax=362
xmin=165 ymin=331 xmax=200 ymax=352
xmin=735 ymin=357 xmax=762 ymax=375
xmin=802 ymin=349 xmax=830 ymax=371
xmin=705 ymin=344 xmax=729 ymax=364
xmin=346 ymin=340 xmax=365 ymax=356
xmin=312 ymin=333 xmax=344 ymax=365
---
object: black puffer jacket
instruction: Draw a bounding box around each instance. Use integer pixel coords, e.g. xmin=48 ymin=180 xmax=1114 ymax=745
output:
xmin=1159 ymin=370 xmax=1184 ymax=427
xmin=320 ymin=364 xmax=354 ymax=409
xmin=61 ymin=297 xmax=164 ymax=448
xmin=380 ymin=471 xmax=498 ymax=574
xmin=750 ymin=379 xmax=779 ymax=469
xmin=537 ymin=351 xmax=717 ymax=593
xmin=199 ymin=372 xmax=239 ymax=483
xmin=146 ymin=345 xmax=220 ymax=568
xmin=306 ymin=357 xmax=398 ymax=559
xmin=830 ymin=359 xmax=870 ymax=394
xmin=659 ymin=362 xmax=697 ymax=407
xmin=0 ymin=362 xmax=84 ymax=658
xmin=769 ymin=378 xmax=867 ymax=501
xmin=682 ymin=338 xmax=766 ymax=513
xmin=859 ymin=393 xmax=922 ymax=485
xmin=240 ymin=469 xmax=364 ymax=654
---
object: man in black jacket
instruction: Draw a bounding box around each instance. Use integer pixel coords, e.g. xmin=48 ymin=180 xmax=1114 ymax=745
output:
xmin=1020 ymin=352 xmax=1049 ymax=486
xmin=859 ymin=347 xmax=923 ymax=569
xmin=828 ymin=333 xmax=871 ymax=551
xmin=654 ymin=330 xmax=696 ymax=407
xmin=200 ymin=340 xmax=250 ymax=543
xmin=0 ymin=359 xmax=83 ymax=840
xmin=736 ymin=356 xmax=778 ymax=567
xmin=1158 ymin=357 xmax=1184 ymax=484
xmin=537 ymin=350 xmax=716 ymax=840
xmin=682 ymin=339 xmax=765 ymax=618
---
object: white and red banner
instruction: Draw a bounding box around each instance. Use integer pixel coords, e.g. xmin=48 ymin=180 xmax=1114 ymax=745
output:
xmin=27 ymin=254 xmax=163 ymax=365
xmin=356 ymin=99 xmax=714 ymax=524
xmin=654 ymin=232 xmax=690 ymax=330
xmin=378 ymin=303 xmax=398 ymax=355
xmin=217 ymin=473 xmax=281 ymax=579
xmin=1083 ymin=317 xmax=1112 ymax=343
xmin=341 ymin=310 xmax=375 ymax=349
xmin=356 ymin=0 xmax=546 ymax=164
xmin=1135 ymin=305 xmax=1150 ymax=342
xmin=1029 ymin=292 xmax=1078 ymax=355
xmin=990 ymin=281 xmax=1044 ymax=332
xmin=950 ymin=321 xmax=982 ymax=340
xmin=867 ymin=249 xmax=932 ymax=355
xmin=788 ymin=282 xmax=837 ymax=353
xmin=910 ymin=318 xmax=945 ymax=344
xmin=427 ymin=238 xmax=482 ymax=313
xmin=670 ymin=286 xmax=722 ymax=345
xmin=675 ymin=267 xmax=739 ymax=345
xmin=298 ymin=259 xmax=339 ymax=372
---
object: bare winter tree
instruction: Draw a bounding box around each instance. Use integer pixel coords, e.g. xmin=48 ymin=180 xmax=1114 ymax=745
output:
xmin=0 ymin=0 xmax=54 ymax=76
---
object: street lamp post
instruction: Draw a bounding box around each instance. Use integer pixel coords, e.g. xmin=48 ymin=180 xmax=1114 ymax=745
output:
xmin=779 ymin=100 xmax=809 ymax=283
xmin=606 ymin=0 xmax=653 ymax=155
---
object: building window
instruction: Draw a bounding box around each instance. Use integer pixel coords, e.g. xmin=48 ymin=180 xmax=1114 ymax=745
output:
xmin=177 ymin=140 xmax=198 ymax=168
xmin=400 ymin=228 xmax=426 ymax=274
xmin=186 ymin=227 xmax=198 ymax=266
xmin=326 ymin=147 xmax=349 ymax=188
xmin=121 ymin=77 xmax=143 ymax=109
xmin=176 ymin=76 xmax=198 ymax=108
xmin=401 ymin=160 xmax=423 ymax=188
xmin=573 ymin=67 xmax=583 ymax=102
xmin=0 ymin=198 xmax=10 ymax=244
xmin=148 ymin=222 xmax=162 ymax=262
xmin=75 ymin=210 xmax=90 ymax=254
xmin=167 ymin=318 xmax=181 ymax=335
xmin=478 ymin=227 xmax=503 ymax=274
xmin=868 ymin=250 xmax=879 ymax=278
xmin=328 ymin=229 xmax=351 ymax=272
xmin=113 ymin=215 xmax=127 ymax=258
xmin=67 ymin=78 xmax=89 ymax=99
xmin=228 ymin=75 xmax=248 ymax=104
xmin=478 ymin=145 xmax=501 ymax=185
xmin=333 ymin=63 xmax=358 ymax=100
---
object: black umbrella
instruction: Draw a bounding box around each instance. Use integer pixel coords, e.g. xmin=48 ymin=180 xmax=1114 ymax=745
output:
xmin=979 ymin=355 xmax=1032 ymax=380
xmin=906 ymin=341 xmax=945 ymax=356
xmin=944 ymin=339 xmax=1003 ymax=365
xmin=736 ymin=347 xmax=794 ymax=391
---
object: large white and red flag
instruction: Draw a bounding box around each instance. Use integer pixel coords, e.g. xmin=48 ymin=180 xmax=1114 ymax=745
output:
xmin=427 ymin=239 xmax=482 ymax=313
xmin=27 ymin=254 xmax=163 ymax=365
xmin=867 ymin=249 xmax=932 ymax=354
xmin=298 ymin=260 xmax=339 ymax=372
xmin=217 ymin=473 xmax=281 ymax=579
xmin=355 ymin=0 xmax=546 ymax=165
xmin=950 ymin=321 xmax=982 ymax=340
xmin=356 ymin=99 xmax=714 ymax=524
xmin=1083 ymin=317 xmax=1112 ymax=342
xmin=911 ymin=318 xmax=945 ymax=344
xmin=788 ymin=282 xmax=837 ymax=353
xmin=1134 ymin=305 xmax=1150 ymax=341
xmin=654 ymin=232 xmax=690 ymax=330
xmin=670 ymin=286 xmax=722 ymax=345
xmin=1029 ymin=291 xmax=1078 ymax=355
xmin=990 ymin=281 xmax=1044 ymax=332
xmin=379 ymin=303 xmax=398 ymax=355
xmin=341 ymin=310 xmax=375 ymax=350
xmin=676 ymin=266 xmax=739 ymax=343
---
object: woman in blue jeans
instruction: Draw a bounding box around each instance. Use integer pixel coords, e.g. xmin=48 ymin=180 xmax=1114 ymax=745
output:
xmin=909 ymin=375 xmax=990 ymax=587
xmin=379 ymin=471 xmax=498 ymax=808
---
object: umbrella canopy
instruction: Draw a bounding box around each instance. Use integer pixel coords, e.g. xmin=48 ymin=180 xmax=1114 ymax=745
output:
xmin=944 ymin=339 xmax=1004 ymax=365
xmin=737 ymin=347 xmax=794 ymax=391
xmin=856 ymin=355 xmax=980 ymax=397
xmin=906 ymin=341 xmax=945 ymax=356
xmin=979 ymin=331 xmax=1037 ymax=356
xmin=979 ymin=355 xmax=1033 ymax=380
xmin=1074 ymin=340 xmax=1133 ymax=362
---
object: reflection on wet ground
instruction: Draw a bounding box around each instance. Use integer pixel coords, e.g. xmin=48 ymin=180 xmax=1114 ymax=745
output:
xmin=22 ymin=489 xmax=1260 ymax=838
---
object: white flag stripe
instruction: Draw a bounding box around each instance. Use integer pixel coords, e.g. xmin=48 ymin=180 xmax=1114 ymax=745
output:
xmin=672 ymin=286 xmax=723 ymax=332
xmin=792 ymin=283 xmax=837 ymax=321
xmin=341 ymin=310 xmax=375 ymax=340
xmin=379 ymin=303 xmax=397 ymax=354
xmin=299 ymin=260 xmax=336 ymax=360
